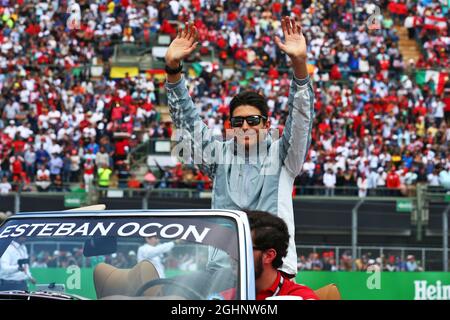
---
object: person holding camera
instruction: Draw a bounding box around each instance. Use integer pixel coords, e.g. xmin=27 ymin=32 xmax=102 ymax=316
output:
xmin=0 ymin=237 xmax=36 ymax=291
xmin=137 ymin=236 xmax=180 ymax=278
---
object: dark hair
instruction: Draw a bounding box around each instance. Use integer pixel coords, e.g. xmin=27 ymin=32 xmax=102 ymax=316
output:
xmin=229 ymin=91 xmax=269 ymax=118
xmin=245 ymin=210 xmax=289 ymax=269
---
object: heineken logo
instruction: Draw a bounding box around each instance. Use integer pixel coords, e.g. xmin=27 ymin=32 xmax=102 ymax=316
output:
xmin=414 ymin=281 xmax=450 ymax=300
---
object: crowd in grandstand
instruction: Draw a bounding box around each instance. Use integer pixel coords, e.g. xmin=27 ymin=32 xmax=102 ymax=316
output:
xmin=298 ymin=250 xmax=424 ymax=272
xmin=0 ymin=0 xmax=448 ymax=197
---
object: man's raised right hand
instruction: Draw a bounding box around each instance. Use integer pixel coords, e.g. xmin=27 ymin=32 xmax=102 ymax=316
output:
xmin=165 ymin=22 xmax=198 ymax=68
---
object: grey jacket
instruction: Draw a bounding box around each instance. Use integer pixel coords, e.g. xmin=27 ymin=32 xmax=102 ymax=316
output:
xmin=166 ymin=75 xmax=314 ymax=275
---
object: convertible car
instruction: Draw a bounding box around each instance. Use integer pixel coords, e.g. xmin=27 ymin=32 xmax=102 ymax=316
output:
xmin=0 ymin=206 xmax=339 ymax=300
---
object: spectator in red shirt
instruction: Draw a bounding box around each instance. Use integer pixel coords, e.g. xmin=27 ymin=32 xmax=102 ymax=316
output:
xmin=194 ymin=169 xmax=211 ymax=191
xmin=386 ymin=168 xmax=401 ymax=196
xmin=83 ymin=158 xmax=95 ymax=192
xmin=114 ymin=137 xmax=129 ymax=162
xmin=11 ymin=134 xmax=26 ymax=155
xmin=272 ymin=2 xmax=282 ymax=19
xmin=10 ymin=154 xmax=25 ymax=184
xmin=329 ymin=64 xmax=342 ymax=80
xmin=267 ymin=64 xmax=280 ymax=79
xmin=160 ymin=20 xmax=177 ymax=35
xmin=25 ymin=23 xmax=40 ymax=36
xmin=246 ymin=211 xmax=319 ymax=300
xmin=443 ymin=95 xmax=450 ymax=117
xmin=171 ymin=163 xmax=184 ymax=188
xmin=111 ymin=103 xmax=125 ymax=123
xmin=127 ymin=174 xmax=141 ymax=189
xmin=395 ymin=1 xmax=408 ymax=22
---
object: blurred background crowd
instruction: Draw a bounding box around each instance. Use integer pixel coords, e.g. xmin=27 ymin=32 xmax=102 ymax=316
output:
xmin=18 ymin=244 xmax=426 ymax=272
xmin=297 ymin=250 xmax=424 ymax=271
xmin=0 ymin=0 xmax=448 ymax=197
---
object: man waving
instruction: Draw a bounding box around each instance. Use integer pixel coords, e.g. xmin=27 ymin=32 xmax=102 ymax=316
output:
xmin=165 ymin=17 xmax=314 ymax=278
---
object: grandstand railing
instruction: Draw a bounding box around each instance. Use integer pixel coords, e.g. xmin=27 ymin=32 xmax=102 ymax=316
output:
xmin=293 ymin=185 xmax=420 ymax=199
xmin=6 ymin=181 xmax=441 ymax=200
xmin=5 ymin=181 xmax=448 ymax=199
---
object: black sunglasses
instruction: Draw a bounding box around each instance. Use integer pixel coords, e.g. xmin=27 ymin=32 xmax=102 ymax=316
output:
xmin=230 ymin=115 xmax=267 ymax=128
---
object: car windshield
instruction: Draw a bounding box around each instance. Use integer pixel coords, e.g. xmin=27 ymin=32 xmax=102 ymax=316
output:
xmin=0 ymin=214 xmax=240 ymax=300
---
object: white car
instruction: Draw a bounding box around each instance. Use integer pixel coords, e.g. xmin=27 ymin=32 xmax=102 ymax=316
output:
xmin=0 ymin=208 xmax=254 ymax=300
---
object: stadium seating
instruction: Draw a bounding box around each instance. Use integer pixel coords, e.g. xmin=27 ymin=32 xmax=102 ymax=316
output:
xmin=0 ymin=0 xmax=448 ymax=196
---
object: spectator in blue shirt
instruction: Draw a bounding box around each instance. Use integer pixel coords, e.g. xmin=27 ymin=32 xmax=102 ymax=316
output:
xmin=396 ymin=256 xmax=408 ymax=271
xmin=49 ymin=154 xmax=63 ymax=182
xmin=62 ymin=152 xmax=72 ymax=184
xmin=85 ymin=138 xmax=100 ymax=155
xmin=406 ymin=255 xmax=419 ymax=272
xmin=35 ymin=145 xmax=50 ymax=167
xmin=402 ymin=151 xmax=414 ymax=169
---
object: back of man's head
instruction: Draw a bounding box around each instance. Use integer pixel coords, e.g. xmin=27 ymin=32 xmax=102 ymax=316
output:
xmin=245 ymin=210 xmax=289 ymax=269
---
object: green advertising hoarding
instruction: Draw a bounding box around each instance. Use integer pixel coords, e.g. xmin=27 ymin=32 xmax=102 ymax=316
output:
xmin=29 ymin=268 xmax=189 ymax=300
xmin=29 ymin=269 xmax=450 ymax=300
xmin=296 ymin=271 xmax=450 ymax=300
xmin=64 ymin=189 xmax=87 ymax=208
xmin=396 ymin=199 xmax=413 ymax=212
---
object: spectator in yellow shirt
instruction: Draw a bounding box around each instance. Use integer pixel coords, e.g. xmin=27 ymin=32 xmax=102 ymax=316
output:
xmin=97 ymin=163 xmax=112 ymax=197
xmin=107 ymin=1 xmax=115 ymax=15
